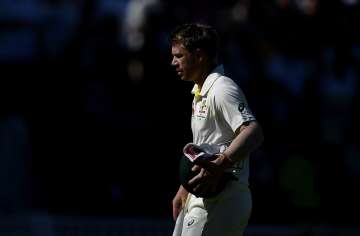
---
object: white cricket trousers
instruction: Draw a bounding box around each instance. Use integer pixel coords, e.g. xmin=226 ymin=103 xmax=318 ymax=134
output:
xmin=173 ymin=182 xmax=252 ymax=236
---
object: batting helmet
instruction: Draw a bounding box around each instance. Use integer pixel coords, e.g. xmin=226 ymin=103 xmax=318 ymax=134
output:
xmin=178 ymin=143 xmax=237 ymax=198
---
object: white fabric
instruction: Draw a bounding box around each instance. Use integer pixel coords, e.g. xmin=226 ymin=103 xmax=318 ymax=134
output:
xmin=173 ymin=209 xmax=185 ymax=236
xmin=182 ymin=182 xmax=252 ymax=236
xmin=183 ymin=143 xmax=220 ymax=162
xmin=190 ymin=65 xmax=256 ymax=185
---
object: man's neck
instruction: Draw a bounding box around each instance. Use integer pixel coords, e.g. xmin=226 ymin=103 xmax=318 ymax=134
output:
xmin=195 ymin=63 xmax=218 ymax=91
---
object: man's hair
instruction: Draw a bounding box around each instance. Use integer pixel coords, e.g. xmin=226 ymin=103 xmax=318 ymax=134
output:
xmin=170 ymin=23 xmax=219 ymax=59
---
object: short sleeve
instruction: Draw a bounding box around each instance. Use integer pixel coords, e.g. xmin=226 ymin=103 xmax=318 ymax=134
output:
xmin=213 ymin=78 xmax=256 ymax=132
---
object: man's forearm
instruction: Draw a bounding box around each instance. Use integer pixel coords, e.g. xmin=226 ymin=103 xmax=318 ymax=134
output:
xmin=223 ymin=121 xmax=264 ymax=163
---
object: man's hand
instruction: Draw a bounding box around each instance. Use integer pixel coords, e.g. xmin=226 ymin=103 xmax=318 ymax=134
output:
xmin=172 ymin=185 xmax=188 ymax=221
xmin=188 ymin=154 xmax=233 ymax=197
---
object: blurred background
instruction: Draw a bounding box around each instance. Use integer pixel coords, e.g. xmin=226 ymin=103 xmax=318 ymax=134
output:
xmin=0 ymin=0 xmax=359 ymax=235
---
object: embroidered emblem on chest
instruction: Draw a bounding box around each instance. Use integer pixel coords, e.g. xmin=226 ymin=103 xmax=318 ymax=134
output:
xmin=199 ymin=100 xmax=207 ymax=113
xmin=195 ymin=99 xmax=208 ymax=119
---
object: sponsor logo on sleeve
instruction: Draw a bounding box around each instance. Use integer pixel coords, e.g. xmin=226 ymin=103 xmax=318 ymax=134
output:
xmin=238 ymin=102 xmax=245 ymax=112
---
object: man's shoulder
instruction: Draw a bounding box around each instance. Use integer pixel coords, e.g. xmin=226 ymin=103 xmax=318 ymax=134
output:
xmin=211 ymin=75 xmax=240 ymax=94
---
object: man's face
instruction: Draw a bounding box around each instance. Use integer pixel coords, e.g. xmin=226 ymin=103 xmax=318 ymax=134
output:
xmin=171 ymin=43 xmax=199 ymax=82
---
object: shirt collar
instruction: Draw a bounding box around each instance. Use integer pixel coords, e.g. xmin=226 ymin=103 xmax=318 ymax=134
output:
xmin=191 ymin=65 xmax=224 ymax=97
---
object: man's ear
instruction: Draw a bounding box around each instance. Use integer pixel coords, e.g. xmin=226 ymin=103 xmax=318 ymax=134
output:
xmin=195 ymin=48 xmax=206 ymax=62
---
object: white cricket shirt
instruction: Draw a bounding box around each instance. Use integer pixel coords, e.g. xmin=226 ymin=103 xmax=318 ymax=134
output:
xmin=191 ymin=65 xmax=256 ymax=184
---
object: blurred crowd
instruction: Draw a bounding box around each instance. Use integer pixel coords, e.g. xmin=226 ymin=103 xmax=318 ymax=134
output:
xmin=0 ymin=0 xmax=359 ymax=225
